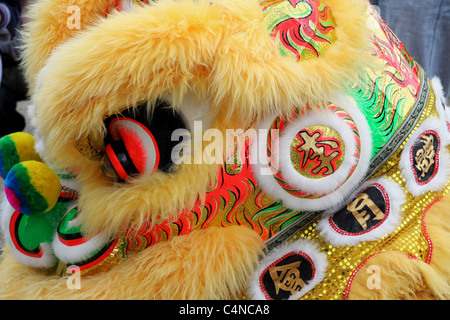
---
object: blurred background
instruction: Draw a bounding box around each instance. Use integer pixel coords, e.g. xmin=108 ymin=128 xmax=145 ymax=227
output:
xmin=370 ymin=0 xmax=450 ymax=103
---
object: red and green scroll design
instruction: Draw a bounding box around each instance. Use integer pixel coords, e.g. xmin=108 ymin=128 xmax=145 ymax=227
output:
xmin=348 ymin=7 xmax=421 ymax=156
xmin=124 ymin=132 xmax=304 ymax=255
xmin=261 ymin=0 xmax=337 ymax=61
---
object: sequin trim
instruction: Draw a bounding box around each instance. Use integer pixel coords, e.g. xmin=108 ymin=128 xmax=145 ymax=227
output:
xmin=421 ymin=196 xmax=443 ymax=264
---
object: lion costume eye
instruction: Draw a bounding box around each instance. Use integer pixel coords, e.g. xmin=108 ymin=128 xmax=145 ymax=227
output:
xmin=101 ymin=100 xmax=187 ymax=181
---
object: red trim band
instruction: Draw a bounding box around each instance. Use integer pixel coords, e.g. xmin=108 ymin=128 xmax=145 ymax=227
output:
xmin=105 ymin=143 xmax=129 ymax=180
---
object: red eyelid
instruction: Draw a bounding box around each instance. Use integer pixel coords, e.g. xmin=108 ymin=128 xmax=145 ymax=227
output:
xmin=109 ymin=117 xmax=160 ymax=176
xmin=105 ymin=144 xmax=130 ymax=180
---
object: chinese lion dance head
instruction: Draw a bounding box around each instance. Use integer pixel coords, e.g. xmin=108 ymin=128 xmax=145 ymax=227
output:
xmin=0 ymin=0 xmax=449 ymax=300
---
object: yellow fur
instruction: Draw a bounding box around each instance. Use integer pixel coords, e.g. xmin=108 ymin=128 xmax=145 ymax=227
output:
xmin=4 ymin=0 xmax=442 ymax=301
xmin=20 ymin=0 xmax=372 ymax=237
xmin=20 ymin=0 xmax=112 ymax=94
xmin=347 ymin=194 xmax=450 ymax=300
xmin=0 ymin=226 xmax=264 ymax=299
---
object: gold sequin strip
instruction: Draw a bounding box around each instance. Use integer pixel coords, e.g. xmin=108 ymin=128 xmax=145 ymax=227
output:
xmin=293 ymin=82 xmax=448 ymax=300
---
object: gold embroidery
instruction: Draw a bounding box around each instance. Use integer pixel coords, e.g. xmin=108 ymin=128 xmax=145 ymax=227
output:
xmin=291 ymin=127 xmax=343 ymax=179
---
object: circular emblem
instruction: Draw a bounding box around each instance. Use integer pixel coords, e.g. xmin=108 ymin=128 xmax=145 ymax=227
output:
xmin=400 ymin=117 xmax=450 ymax=197
xmin=273 ymin=104 xmax=359 ymax=197
xmin=251 ymin=93 xmax=372 ymax=211
xmin=290 ymin=125 xmax=345 ymax=179
xmin=317 ymin=177 xmax=406 ymax=246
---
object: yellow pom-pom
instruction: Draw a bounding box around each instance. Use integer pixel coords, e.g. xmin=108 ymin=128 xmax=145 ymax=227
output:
xmin=4 ymin=160 xmax=61 ymax=215
xmin=0 ymin=132 xmax=42 ymax=179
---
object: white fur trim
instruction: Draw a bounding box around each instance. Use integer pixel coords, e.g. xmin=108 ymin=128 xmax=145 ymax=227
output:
xmin=1 ymin=194 xmax=57 ymax=268
xmin=251 ymin=92 xmax=372 ymax=211
xmin=8 ymin=241 xmax=55 ymax=268
xmin=278 ymin=109 xmax=357 ymax=194
xmin=9 ymin=242 xmax=56 ymax=268
xmin=399 ymin=117 xmax=450 ymax=197
xmin=316 ymin=177 xmax=406 ymax=246
xmin=52 ymin=232 xmax=110 ymax=264
xmin=247 ymin=239 xmax=328 ymax=300
xmin=51 ymin=208 xmax=111 ymax=264
xmin=0 ymin=192 xmax=11 ymax=236
xmin=431 ymin=77 xmax=450 ymax=133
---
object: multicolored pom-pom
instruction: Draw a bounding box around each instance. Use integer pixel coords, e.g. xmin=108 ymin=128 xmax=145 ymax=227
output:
xmin=4 ymin=160 xmax=61 ymax=215
xmin=0 ymin=132 xmax=42 ymax=179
